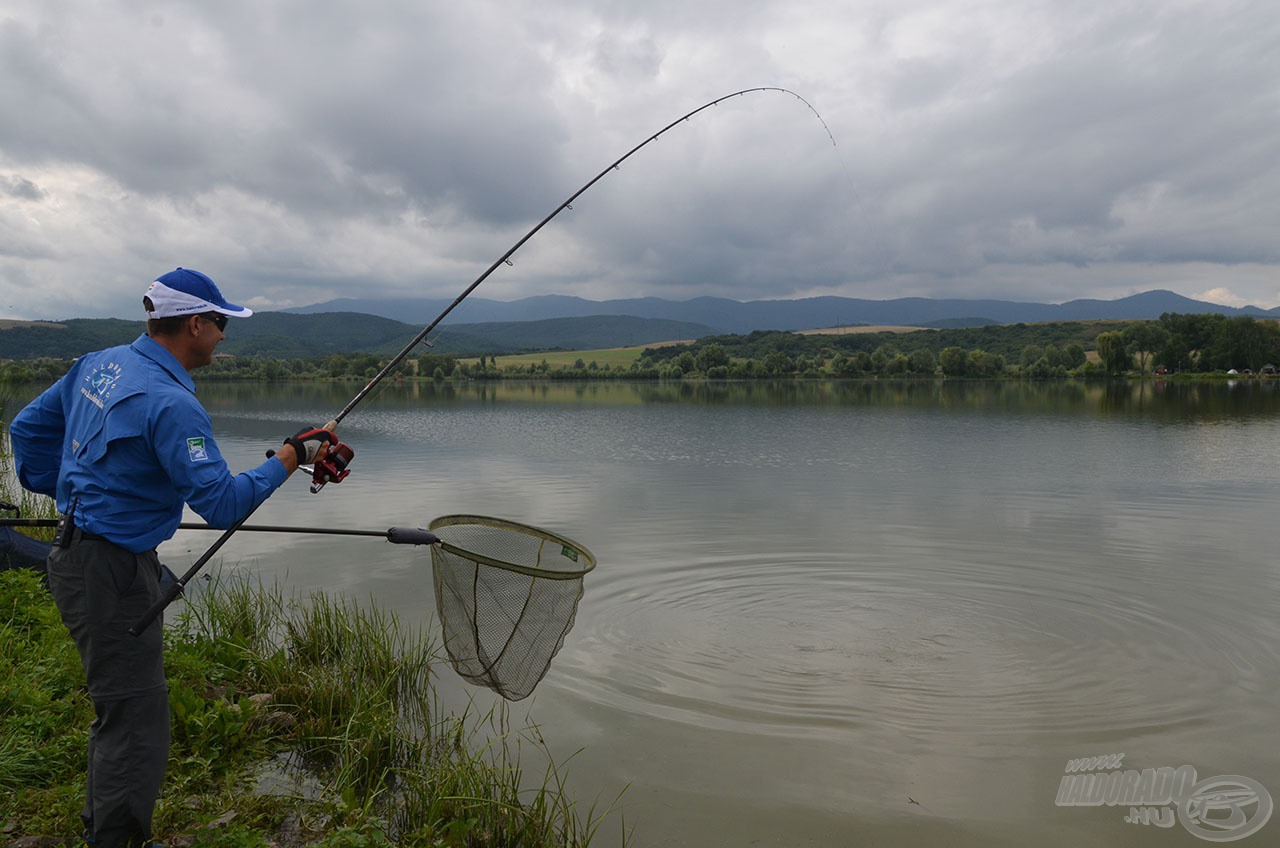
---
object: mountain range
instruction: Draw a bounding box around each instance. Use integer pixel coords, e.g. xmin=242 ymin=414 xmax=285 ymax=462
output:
xmin=288 ymin=289 xmax=1277 ymax=334
xmin=3 ymin=290 xmax=1274 ymax=361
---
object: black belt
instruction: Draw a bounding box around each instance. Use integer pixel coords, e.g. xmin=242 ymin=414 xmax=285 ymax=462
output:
xmin=58 ymin=518 xmax=109 ymax=544
xmin=56 ymin=500 xmax=113 ymax=546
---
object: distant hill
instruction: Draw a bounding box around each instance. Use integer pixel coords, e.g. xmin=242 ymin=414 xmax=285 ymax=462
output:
xmin=289 ymin=289 xmax=1279 ymax=333
xmin=0 ymin=313 xmax=716 ymax=361
xmin=0 ymin=319 xmax=142 ymax=359
xmin=4 ymin=289 xmax=1275 ymax=361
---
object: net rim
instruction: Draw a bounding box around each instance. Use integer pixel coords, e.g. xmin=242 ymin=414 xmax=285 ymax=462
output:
xmin=428 ymin=514 xmax=597 ymax=580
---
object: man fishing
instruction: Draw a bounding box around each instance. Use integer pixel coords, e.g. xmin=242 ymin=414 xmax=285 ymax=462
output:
xmin=9 ymin=268 xmax=340 ymax=848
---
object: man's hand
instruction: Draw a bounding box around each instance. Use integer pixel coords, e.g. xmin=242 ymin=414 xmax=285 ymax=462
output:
xmin=283 ymin=427 xmax=336 ymax=465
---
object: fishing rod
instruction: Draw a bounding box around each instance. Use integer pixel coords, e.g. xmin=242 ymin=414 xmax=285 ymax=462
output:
xmin=0 ymin=517 xmax=438 ymax=544
xmin=128 ymin=86 xmax=832 ymax=636
xmin=329 ymin=87 xmax=834 ymax=428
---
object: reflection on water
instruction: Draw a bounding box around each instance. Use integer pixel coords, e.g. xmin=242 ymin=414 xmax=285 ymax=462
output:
xmin=196 ymin=376 xmax=1280 ymax=423
xmin=9 ymin=378 xmax=1280 ymax=847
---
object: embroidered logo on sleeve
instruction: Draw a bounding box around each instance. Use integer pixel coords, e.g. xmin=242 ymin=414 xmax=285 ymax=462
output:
xmin=187 ymin=437 xmax=209 ymax=462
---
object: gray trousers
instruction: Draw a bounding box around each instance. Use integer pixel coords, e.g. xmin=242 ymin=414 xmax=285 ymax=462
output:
xmin=46 ymin=534 xmax=169 ymax=848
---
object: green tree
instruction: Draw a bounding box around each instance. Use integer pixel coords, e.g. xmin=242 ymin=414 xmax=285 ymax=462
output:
xmin=762 ymin=351 xmax=794 ymax=375
xmin=870 ymin=344 xmax=898 ymax=373
xmin=1096 ymin=332 xmax=1131 ymax=375
xmin=883 ymin=353 xmax=910 ymax=375
xmin=694 ymin=343 xmax=730 ymax=373
xmin=1063 ymin=343 xmax=1087 ymax=369
xmin=938 ymin=347 xmax=967 ymax=376
xmin=907 ymin=348 xmax=936 ymax=374
xmin=966 ymin=350 xmax=1004 ymax=377
xmin=1122 ymin=322 xmax=1171 ymax=374
xmin=1205 ymin=316 xmax=1280 ymax=371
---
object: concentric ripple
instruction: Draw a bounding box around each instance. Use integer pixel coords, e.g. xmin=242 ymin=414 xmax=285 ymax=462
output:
xmin=552 ymin=546 xmax=1280 ymax=747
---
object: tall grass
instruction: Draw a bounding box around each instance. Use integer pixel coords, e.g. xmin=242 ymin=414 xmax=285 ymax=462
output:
xmin=2 ymin=383 xmax=623 ymax=845
xmin=0 ymin=383 xmax=59 ymax=536
xmin=2 ymin=566 xmax=621 ymax=846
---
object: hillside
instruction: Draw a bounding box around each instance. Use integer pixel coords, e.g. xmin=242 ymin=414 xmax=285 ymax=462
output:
xmin=644 ymin=320 xmax=1128 ymax=364
xmin=288 ymin=289 xmax=1278 ymax=333
xmin=0 ymin=313 xmax=716 ymax=360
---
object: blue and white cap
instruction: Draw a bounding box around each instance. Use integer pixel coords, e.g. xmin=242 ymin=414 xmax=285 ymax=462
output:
xmin=144 ymin=268 xmax=253 ymax=319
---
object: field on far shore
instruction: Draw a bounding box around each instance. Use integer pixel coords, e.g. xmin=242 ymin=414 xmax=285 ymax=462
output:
xmin=464 ymin=345 xmax=653 ymax=369
xmin=0 ymin=319 xmax=63 ymax=330
xmin=797 ymin=325 xmax=933 ymax=335
xmin=467 ymin=329 xmax=938 ymax=369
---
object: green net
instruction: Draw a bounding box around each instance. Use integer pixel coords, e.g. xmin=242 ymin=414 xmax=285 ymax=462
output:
xmin=428 ymin=515 xmax=596 ymax=701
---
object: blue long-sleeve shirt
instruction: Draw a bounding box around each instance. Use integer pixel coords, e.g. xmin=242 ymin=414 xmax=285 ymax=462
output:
xmin=10 ymin=334 xmax=288 ymax=553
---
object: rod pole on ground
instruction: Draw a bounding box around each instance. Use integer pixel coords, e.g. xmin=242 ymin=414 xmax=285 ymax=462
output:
xmin=0 ymin=517 xmax=424 ymax=539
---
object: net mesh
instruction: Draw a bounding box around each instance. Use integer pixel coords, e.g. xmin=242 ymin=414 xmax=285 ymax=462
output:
xmin=428 ymin=515 xmax=595 ymax=701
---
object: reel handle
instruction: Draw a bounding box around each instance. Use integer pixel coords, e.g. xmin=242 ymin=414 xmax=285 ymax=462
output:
xmin=265 ymin=420 xmax=351 ymax=493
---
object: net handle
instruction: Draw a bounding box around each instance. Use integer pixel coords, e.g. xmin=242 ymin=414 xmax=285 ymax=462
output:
xmin=428 ymin=514 xmax=597 ymax=579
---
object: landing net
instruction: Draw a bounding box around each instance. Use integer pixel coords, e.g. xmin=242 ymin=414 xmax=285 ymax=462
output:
xmin=428 ymin=515 xmax=595 ymax=701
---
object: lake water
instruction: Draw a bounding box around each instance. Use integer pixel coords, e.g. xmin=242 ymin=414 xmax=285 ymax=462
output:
xmin=46 ymin=379 xmax=1280 ymax=846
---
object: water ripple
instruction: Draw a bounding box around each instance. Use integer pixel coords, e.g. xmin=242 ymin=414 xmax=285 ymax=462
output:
xmin=556 ymin=548 xmax=1280 ymax=746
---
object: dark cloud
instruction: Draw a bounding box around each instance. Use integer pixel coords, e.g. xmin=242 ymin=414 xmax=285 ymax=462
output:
xmin=0 ymin=175 xmax=45 ymax=201
xmin=0 ymin=1 xmax=1277 ymax=318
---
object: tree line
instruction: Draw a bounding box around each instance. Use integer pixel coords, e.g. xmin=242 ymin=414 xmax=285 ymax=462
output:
xmin=3 ymin=314 xmax=1279 ymax=384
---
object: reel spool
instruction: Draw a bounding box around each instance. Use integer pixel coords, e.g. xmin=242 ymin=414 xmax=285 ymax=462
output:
xmin=310 ymin=441 xmax=354 ymax=493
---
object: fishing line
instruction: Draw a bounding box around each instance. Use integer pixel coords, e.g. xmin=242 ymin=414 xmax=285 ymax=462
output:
xmin=332 ymin=87 xmax=837 ymax=427
xmin=126 ymin=88 xmax=836 ymax=697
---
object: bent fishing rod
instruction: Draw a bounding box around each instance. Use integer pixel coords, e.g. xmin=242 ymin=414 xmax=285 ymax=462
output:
xmin=129 ymin=86 xmax=833 ymax=635
xmin=330 ymin=87 xmax=833 ymax=427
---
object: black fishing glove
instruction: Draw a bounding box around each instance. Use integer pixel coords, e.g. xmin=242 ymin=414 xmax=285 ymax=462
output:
xmin=283 ymin=427 xmax=336 ymax=465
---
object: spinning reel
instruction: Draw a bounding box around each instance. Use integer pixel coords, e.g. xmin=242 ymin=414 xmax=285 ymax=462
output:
xmin=307 ymin=440 xmax=354 ymax=493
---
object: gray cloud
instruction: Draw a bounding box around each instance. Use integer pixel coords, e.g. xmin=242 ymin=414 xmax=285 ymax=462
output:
xmin=0 ymin=174 xmax=44 ymax=201
xmin=0 ymin=0 xmax=1277 ymax=319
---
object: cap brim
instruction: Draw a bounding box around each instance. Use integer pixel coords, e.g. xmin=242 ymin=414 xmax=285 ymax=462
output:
xmin=211 ymin=304 xmax=254 ymax=317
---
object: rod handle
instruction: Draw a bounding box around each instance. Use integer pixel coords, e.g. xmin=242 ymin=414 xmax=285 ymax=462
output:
xmin=265 ymin=422 xmax=337 ymax=459
xmin=129 ymin=579 xmax=184 ymax=636
xmin=387 ymin=527 xmax=440 ymax=546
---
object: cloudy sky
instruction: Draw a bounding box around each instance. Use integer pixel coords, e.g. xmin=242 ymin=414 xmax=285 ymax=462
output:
xmin=1 ymin=0 xmax=1277 ymax=320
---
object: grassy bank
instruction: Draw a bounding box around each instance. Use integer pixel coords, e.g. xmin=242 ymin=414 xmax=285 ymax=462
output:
xmin=0 ymin=387 xmax=621 ymax=847
xmin=0 ymin=569 xmax=619 ymax=846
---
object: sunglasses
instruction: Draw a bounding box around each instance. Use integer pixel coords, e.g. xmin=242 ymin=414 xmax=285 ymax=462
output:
xmin=201 ymin=313 xmax=229 ymax=332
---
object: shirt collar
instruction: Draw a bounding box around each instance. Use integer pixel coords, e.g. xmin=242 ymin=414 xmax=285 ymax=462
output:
xmin=130 ymin=333 xmax=197 ymax=394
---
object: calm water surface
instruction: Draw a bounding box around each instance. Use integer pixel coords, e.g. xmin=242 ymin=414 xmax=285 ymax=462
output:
xmin=168 ymin=380 xmax=1280 ymax=846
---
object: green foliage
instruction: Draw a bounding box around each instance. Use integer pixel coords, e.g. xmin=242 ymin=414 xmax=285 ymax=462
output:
xmin=966 ymin=350 xmax=1005 ymax=377
xmin=0 ymin=314 xmax=713 ymax=362
xmin=1095 ymin=331 xmax=1131 ymax=375
xmin=0 ymin=571 xmax=92 ymax=796
xmin=694 ymin=343 xmax=730 ymax=372
xmin=8 ymin=313 xmax=1277 ymax=385
xmin=0 ymin=319 xmax=142 ymax=360
xmin=1146 ymin=313 xmax=1280 ymax=372
xmin=0 ymin=570 xmax=617 ymax=846
xmin=907 ymin=348 xmax=936 ymax=374
xmin=939 ymin=346 xmax=967 ymax=376
xmin=1123 ymin=322 xmax=1171 ymax=374
xmin=1063 ymin=343 xmax=1087 ymax=369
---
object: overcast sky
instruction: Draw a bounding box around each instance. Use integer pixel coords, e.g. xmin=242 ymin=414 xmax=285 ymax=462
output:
xmin=1 ymin=0 xmax=1277 ymax=320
